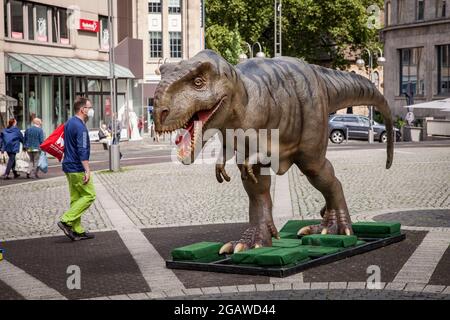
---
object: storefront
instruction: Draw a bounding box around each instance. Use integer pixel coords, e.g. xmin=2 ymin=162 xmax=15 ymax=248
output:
xmin=4 ymin=53 xmax=135 ymax=137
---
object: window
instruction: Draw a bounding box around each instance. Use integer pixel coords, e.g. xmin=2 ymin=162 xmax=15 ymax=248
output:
xmin=386 ymin=1 xmax=392 ymax=26
xmin=148 ymin=0 xmax=162 ymax=13
xmin=168 ymin=0 xmax=181 ymax=14
xmin=58 ymin=9 xmax=69 ymax=44
xmin=4 ymin=1 xmax=69 ymax=44
xmin=169 ymin=31 xmax=182 ymax=58
xmin=149 ymin=32 xmax=162 ymax=58
xmin=36 ymin=5 xmax=48 ymax=42
xmin=99 ymin=16 xmax=109 ymax=50
xmin=10 ymin=0 xmax=24 ymax=39
xmin=417 ymin=0 xmax=425 ymax=20
xmin=359 ymin=117 xmax=370 ymax=127
xmin=345 ymin=117 xmax=359 ymax=123
xmin=399 ymin=48 xmax=425 ymax=96
xmin=397 ymin=0 xmax=406 ymax=23
xmin=372 ymin=71 xmax=380 ymax=89
xmin=437 ymin=0 xmax=447 ymax=17
xmin=27 ymin=3 xmax=33 ymax=40
xmin=437 ymin=45 xmax=450 ymax=95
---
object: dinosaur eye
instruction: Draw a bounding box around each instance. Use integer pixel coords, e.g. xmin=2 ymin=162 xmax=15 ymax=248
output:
xmin=193 ymin=77 xmax=205 ymax=88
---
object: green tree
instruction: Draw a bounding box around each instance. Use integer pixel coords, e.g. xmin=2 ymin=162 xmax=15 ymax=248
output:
xmin=205 ymin=0 xmax=384 ymax=68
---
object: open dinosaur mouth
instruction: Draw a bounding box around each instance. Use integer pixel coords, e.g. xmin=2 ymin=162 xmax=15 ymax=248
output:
xmin=175 ymin=96 xmax=226 ymax=162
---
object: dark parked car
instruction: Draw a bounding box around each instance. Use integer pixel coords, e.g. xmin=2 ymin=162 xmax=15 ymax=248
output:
xmin=328 ymin=114 xmax=401 ymax=144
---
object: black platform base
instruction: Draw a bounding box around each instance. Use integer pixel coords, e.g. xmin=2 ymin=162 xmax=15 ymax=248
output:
xmin=166 ymin=233 xmax=406 ymax=278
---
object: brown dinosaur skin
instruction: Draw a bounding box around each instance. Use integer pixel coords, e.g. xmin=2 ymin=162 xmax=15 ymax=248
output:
xmin=153 ymin=50 xmax=394 ymax=253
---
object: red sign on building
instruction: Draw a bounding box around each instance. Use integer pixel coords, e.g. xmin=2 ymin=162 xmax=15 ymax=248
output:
xmin=79 ymin=19 xmax=100 ymax=33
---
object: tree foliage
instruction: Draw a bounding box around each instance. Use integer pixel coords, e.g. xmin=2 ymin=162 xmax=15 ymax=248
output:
xmin=205 ymin=0 xmax=384 ymax=68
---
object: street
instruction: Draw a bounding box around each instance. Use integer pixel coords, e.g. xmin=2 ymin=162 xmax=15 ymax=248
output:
xmin=0 ymin=139 xmax=449 ymax=300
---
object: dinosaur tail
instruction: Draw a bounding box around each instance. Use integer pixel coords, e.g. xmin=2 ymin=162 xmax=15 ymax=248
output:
xmin=314 ymin=66 xmax=394 ymax=169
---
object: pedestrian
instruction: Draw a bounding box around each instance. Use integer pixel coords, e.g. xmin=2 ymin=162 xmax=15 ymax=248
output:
xmin=0 ymin=118 xmax=24 ymax=180
xmin=98 ymin=123 xmax=111 ymax=150
xmin=24 ymin=118 xmax=44 ymax=179
xmin=108 ymin=115 xmax=123 ymax=159
xmin=57 ymin=97 xmax=96 ymax=241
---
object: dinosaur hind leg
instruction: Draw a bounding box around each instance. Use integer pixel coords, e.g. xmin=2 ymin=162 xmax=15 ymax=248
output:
xmin=295 ymin=158 xmax=353 ymax=236
xmin=220 ymin=165 xmax=279 ymax=254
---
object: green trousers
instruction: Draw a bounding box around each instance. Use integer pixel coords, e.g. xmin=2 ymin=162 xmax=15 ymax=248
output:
xmin=61 ymin=172 xmax=96 ymax=234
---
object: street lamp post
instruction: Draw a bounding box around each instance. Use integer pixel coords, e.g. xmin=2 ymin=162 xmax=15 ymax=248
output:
xmin=239 ymin=42 xmax=265 ymax=62
xmin=356 ymin=47 xmax=385 ymax=144
xmin=274 ymin=0 xmax=282 ymax=57
xmin=108 ymin=0 xmax=120 ymax=172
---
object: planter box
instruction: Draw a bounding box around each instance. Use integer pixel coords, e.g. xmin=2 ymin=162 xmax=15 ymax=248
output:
xmin=403 ymin=126 xmax=423 ymax=142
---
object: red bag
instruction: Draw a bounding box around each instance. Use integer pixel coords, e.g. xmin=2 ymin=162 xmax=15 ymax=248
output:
xmin=40 ymin=124 xmax=65 ymax=162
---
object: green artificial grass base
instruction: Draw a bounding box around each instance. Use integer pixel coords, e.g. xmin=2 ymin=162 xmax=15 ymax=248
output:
xmin=255 ymin=247 xmax=309 ymax=266
xmin=171 ymin=242 xmax=224 ymax=261
xmin=352 ymin=222 xmax=401 ymax=235
xmin=301 ymin=234 xmax=358 ymax=248
xmin=280 ymin=220 xmax=322 ymax=234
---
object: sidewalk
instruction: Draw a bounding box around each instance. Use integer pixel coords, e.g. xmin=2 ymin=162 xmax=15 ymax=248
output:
xmin=0 ymin=145 xmax=449 ymax=300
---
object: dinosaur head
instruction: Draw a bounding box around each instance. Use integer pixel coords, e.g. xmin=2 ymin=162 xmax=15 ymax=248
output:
xmin=153 ymin=50 xmax=239 ymax=164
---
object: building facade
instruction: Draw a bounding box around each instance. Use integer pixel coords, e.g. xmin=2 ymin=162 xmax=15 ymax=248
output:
xmin=143 ymin=0 xmax=204 ymax=112
xmin=0 ymin=0 xmax=205 ymax=139
xmin=383 ymin=0 xmax=450 ymax=119
xmin=0 ymin=0 xmax=141 ymax=138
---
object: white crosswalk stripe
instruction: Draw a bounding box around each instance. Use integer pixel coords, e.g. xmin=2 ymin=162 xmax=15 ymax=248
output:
xmin=0 ymin=260 xmax=67 ymax=300
xmin=95 ymin=177 xmax=185 ymax=292
xmin=393 ymin=231 xmax=450 ymax=284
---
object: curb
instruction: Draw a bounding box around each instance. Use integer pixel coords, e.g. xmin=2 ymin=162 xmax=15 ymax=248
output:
xmin=81 ymin=281 xmax=450 ymax=300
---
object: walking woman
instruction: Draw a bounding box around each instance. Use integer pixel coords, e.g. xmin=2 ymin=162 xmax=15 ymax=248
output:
xmin=0 ymin=119 xmax=24 ymax=180
xmin=24 ymin=118 xmax=44 ymax=179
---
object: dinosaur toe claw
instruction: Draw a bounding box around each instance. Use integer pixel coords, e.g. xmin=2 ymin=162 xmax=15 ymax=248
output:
xmin=298 ymin=226 xmax=312 ymax=236
xmin=219 ymin=242 xmax=233 ymax=255
xmin=234 ymin=243 xmax=246 ymax=253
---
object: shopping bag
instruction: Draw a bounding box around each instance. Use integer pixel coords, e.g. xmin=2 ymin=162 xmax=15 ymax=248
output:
xmin=40 ymin=124 xmax=65 ymax=162
xmin=15 ymin=151 xmax=30 ymax=173
xmin=0 ymin=154 xmax=7 ymax=176
xmin=38 ymin=151 xmax=48 ymax=173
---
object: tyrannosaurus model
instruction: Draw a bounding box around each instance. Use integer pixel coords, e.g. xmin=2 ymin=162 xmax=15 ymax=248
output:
xmin=153 ymin=50 xmax=394 ymax=254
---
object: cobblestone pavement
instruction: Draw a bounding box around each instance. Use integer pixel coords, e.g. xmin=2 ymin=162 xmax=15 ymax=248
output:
xmin=289 ymin=147 xmax=450 ymax=219
xmin=0 ymin=144 xmax=449 ymax=300
xmin=0 ymin=177 xmax=112 ymax=241
xmin=97 ymin=146 xmax=449 ymax=228
xmin=96 ymin=163 xmax=250 ymax=228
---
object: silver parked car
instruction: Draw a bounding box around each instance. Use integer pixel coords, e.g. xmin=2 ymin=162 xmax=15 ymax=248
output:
xmin=328 ymin=114 xmax=401 ymax=144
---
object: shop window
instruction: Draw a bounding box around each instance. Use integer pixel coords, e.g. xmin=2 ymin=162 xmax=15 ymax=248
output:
xmin=149 ymin=0 xmax=162 ymax=13
xmin=168 ymin=0 xmax=181 ymax=14
xmin=150 ymin=31 xmax=162 ymax=58
xmin=99 ymin=16 xmax=109 ymax=50
xmin=399 ymin=47 xmax=425 ymax=96
xmin=438 ymin=44 xmax=450 ymax=95
xmin=169 ymin=32 xmax=182 ymax=58
xmin=10 ymin=0 xmax=24 ymax=39
xmin=7 ymin=75 xmax=25 ymax=130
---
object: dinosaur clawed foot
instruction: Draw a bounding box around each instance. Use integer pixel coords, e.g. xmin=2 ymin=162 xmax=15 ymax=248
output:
xmin=240 ymin=160 xmax=258 ymax=184
xmin=298 ymin=209 xmax=353 ymax=236
xmin=219 ymin=222 xmax=279 ymax=254
xmin=216 ymin=163 xmax=231 ymax=183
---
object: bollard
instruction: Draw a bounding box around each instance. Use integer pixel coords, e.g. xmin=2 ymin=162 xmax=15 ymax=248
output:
xmin=109 ymin=144 xmax=121 ymax=172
